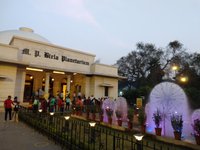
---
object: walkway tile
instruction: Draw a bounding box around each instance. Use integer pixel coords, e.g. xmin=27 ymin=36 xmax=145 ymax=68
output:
xmin=0 ymin=113 xmax=62 ymax=150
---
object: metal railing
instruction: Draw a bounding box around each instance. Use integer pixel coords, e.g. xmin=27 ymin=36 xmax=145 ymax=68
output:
xmin=18 ymin=106 xmax=198 ymax=150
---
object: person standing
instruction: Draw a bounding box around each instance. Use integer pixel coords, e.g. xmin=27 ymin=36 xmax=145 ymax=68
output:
xmin=58 ymin=97 xmax=64 ymax=113
xmin=65 ymin=96 xmax=71 ymax=111
xmin=42 ymin=98 xmax=48 ymax=113
xmin=13 ymin=97 xmax=20 ymax=122
xmin=4 ymin=95 xmax=14 ymax=121
xmin=33 ymin=96 xmax=39 ymax=113
xmin=49 ymin=96 xmax=56 ymax=112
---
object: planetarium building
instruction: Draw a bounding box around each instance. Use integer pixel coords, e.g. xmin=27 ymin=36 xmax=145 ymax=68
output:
xmin=0 ymin=27 xmax=122 ymax=103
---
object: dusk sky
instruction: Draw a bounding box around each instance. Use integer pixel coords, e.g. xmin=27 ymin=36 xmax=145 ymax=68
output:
xmin=0 ymin=0 xmax=200 ymax=65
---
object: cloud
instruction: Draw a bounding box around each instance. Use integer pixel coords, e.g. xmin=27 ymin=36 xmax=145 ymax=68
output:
xmin=32 ymin=0 xmax=100 ymax=28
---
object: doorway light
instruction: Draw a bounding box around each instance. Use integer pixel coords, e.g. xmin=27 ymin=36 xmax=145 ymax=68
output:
xmin=26 ymin=67 xmax=43 ymax=72
xmin=53 ymin=71 xmax=65 ymax=74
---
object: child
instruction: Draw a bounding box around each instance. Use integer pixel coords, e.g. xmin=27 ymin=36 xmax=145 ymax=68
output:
xmin=13 ymin=101 xmax=20 ymax=122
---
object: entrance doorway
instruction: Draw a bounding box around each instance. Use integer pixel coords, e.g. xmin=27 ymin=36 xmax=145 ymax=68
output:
xmin=24 ymin=74 xmax=34 ymax=102
xmin=61 ymin=78 xmax=67 ymax=99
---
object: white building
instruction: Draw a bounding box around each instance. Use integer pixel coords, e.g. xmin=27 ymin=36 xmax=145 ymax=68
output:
xmin=0 ymin=27 xmax=123 ymax=103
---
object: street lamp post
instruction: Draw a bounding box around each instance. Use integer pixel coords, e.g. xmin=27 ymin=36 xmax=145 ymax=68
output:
xmin=134 ymin=134 xmax=144 ymax=150
xmin=49 ymin=112 xmax=54 ymax=138
xmin=38 ymin=108 xmax=42 ymax=118
xmin=50 ymin=112 xmax=54 ymax=125
xmin=38 ymin=109 xmax=43 ymax=131
xmin=89 ymin=121 xmax=96 ymax=149
xmin=64 ymin=115 xmax=70 ymax=132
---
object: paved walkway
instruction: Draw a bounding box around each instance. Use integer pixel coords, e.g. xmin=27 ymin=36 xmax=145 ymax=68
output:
xmin=0 ymin=111 xmax=62 ymax=150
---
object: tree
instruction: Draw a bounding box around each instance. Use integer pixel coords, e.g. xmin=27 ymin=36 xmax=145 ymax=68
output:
xmin=117 ymin=40 xmax=200 ymax=109
xmin=117 ymin=42 xmax=163 ymax=88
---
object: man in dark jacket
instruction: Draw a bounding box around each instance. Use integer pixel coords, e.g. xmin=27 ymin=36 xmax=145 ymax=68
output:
xmin=4 ymin=95 xmax=14 ymax=121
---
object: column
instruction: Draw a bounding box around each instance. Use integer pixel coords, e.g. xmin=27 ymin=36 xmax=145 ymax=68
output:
xmin=45 ymin=72 xmax=50 ymax=95
xmin=14 ymin=67 xmax=26 ymax=103
xmin=67 ymin=75 xmax=71 ymax=94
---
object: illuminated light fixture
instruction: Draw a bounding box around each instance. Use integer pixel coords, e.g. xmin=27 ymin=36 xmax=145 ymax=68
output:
xmin=50 ymin=112 xmax=54 ymax=116
xmin=89 ymin=122 xmax=96 ymax=127
xmin=38 ymin=109 xmax=42 ymax=113
xmin=73 ymin=73 xmax=77 ymax=75
xmin=70 ymin=80 xmax=73 ymax=83
xmin=42 ymin=78 xmax=45 ymax=81
xmin=134 ymin=133 xmax=144 ymax=141
xmin=53 ymin=71 xmax=65 ymax=74
xmin=30 ymin=76 xmax=33 ymax=79
xmin=172 ymin=65 xmax=178 ymax=71
xmin=180 ymin=76 xmax=188 ymax=83
xmin=64 ymin=116 xmax=70 ymax=120
xmin=52 ymin=78 xmax=54 ymax=81
xmin=26 ymin=67 xmax=43 ymax=72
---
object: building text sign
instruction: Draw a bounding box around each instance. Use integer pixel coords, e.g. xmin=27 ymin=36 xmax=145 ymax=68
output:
xmin=22 ymin=48 xmax=89 ymax=65
xmin=136 ymin=98 xmax=142 ymax=108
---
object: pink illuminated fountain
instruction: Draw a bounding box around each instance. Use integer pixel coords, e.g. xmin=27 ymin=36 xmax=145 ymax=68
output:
xmin=102 ymin=98 xmax=115 ymax=123
xmin=114 ymin=97 xmax=128 ymax=122
xmin=146 ymin=82 xmax=193 ymax=141
xmin=102 ymin=97 xmax=128 ymax=125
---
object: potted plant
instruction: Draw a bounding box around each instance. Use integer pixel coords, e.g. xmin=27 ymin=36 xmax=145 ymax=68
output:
xmin=152 ymin=109 xmax=162 ymax=136
xmin=138 ymin=108 xmax=146 ymax=134
xmin=170 ymin=114 xmax=183 ymax=140
xmin=115 ymin=110 xmax=123 ymax=126
xmin=192 ymin=119 xmax=200 ymax=145
xmin=127 ymin=108 xmax=134 ymax=129
xmin=106 ymin=107 xmax=113 ymax=124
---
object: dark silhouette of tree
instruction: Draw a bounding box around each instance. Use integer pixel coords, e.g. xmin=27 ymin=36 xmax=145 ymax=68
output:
xmin=117 ymin=40 xmax=200 ymax=109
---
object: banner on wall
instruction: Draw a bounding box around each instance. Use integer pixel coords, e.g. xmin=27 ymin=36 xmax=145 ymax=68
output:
xmin=136 ymin=98 xmax=142 ymax=108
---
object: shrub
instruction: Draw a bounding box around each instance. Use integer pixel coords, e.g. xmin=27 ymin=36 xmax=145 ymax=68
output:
xmin=138 ymin=108 xmax=146 ymax=125
xmin=115 ymin=110 xmax=122 ymax=119
xmin=105 ymin=107 xmax=113 ymax=117
xmin=127 ymin=108 xmax=134 ymax=122
xmin=152 ymin=109 xmax=162 ymax=128
xmin=171 ymin=114 xmax=183 ymax=133
xmin=192 ymin=119 xmax=200 ymax=136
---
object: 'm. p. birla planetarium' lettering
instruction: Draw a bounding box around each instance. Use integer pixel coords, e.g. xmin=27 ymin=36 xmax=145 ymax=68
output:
xmin=62 ymin=55 xmax=89 ymax=65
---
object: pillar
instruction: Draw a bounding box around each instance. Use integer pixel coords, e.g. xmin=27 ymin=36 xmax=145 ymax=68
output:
xmin=67 ymin=75 xmax=71 ymax=94
xmin=45 ymin=72 xmax=50 ymax=95
xmin=14 ymin=67 xmax=26 ymax=103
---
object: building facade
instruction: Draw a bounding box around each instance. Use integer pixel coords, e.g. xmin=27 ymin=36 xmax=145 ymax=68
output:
xmin=0 ymin=27 xmax=122 ymax=103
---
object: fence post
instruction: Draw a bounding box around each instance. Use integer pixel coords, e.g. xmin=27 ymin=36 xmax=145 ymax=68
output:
xmin=113 ymin=132 xmax=116 ymax=150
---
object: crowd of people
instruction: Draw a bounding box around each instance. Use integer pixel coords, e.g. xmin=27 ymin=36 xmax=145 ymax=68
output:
xmin=3 ymin=91 xmax=107 ymax=122
xmin=31 ymin=91 xmax=105 ymax=114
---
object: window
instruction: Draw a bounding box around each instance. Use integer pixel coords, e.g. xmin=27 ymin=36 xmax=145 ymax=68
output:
xmin=105 ymin=86 xmax=109 ymax=97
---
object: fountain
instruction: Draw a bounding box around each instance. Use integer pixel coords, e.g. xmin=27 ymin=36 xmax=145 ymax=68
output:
xmin=192 ymin=109 xmax=200 ymax=121
xmin=102 ymin=98 xmax=115 ymax=123
xmin=114 ymin=97 xmax=128 ymax=122
xmin=146 ymin=81 xmax=193 ymax=140
xmin=102 ymin=97 xmax=128 ymax=125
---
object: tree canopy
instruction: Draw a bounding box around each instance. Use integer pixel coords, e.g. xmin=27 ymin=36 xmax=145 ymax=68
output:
xmin=117 ymin=41 xmax=200 ymax=109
